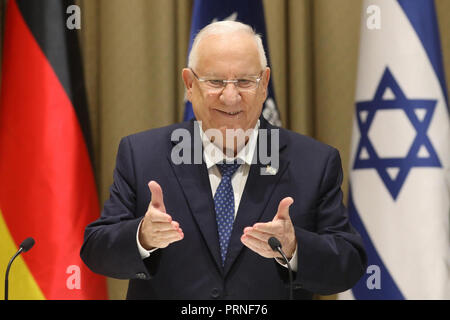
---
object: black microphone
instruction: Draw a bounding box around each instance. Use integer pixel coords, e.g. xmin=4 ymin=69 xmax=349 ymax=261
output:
xmin=268 ymin=237 xmax=293 ymax=300
xmin=4 ymin=237 xmax=35 ymax=300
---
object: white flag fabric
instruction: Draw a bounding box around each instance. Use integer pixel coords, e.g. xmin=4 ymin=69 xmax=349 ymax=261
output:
xmin=344 ymin=0 xmax=450 ymax=299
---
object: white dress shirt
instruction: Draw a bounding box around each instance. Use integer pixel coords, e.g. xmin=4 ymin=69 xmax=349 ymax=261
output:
xmin=137 ymin=120 xmax=297 ymax=271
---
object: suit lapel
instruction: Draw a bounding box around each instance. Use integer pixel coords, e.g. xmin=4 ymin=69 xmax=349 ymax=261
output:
xmin=223 ymin=118 xmax=289 ymax=276
xmin=167 ymin=121 xmax=223 ymax=273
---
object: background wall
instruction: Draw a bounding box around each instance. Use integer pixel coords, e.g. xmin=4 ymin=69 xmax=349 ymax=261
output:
xmin=1 ymin=0 xmax=449 ymax=299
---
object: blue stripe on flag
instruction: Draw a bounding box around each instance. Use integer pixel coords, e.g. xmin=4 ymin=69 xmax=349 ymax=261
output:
xmin=348 ymin=187 xmax=405 ymax=299
xmin=397 ymin=0 xmax=449 ymax=107
xmin=183 ymin=101 xmax=195 ymax=122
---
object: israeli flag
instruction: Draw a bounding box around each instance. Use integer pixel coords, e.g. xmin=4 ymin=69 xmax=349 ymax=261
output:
xmin=183 ymin=0 xmax=281 ymax=127
xmin=343 ymin=0 xmax=450 ymax=299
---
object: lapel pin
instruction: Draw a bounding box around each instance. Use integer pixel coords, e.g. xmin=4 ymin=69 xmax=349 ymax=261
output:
xmin=265 ymin=165 xmax=278 ymax=175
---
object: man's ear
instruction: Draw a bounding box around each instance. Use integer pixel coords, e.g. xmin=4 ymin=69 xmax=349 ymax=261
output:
xmin=182 ymin=68 xmax=194 ymax=102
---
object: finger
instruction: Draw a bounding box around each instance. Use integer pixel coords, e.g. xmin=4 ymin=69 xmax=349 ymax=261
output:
xmin=154 ymin=232 xmax=184 ymax=249
xmin=243 ymin=234 xmax=283 ymax=259
xmin=148 ymin=181 xmax=166 ymax=213
xmin=252 ymin=221 xmax=280 ymax=234
xmin=242 ymin=233 xmax=270 ymax=252
xmin=171 ymin=221 xmax=180 ymax=229
xmin=148 ymin=208 xmax=172 ymax=223
xmin=244 ymin=227 xmax=271 ymax=243
xmin=164 ymin=231 xmax=184 ymax=245
xmin=274 ymin=197 xmax=294 ymax=221
xmin=241 ymin=234 xmax=274 ymax=258
xmin=156 ymin=229 xmax=184 ymax=240
xmin=151 ymin=221 xmax=178 ymax=232
xmin=166 ymin=234 xmax=184 ymax=245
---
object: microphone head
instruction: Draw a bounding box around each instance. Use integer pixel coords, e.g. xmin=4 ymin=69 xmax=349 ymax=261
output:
xmin=268 ymin=237 xmax=282 ymax=251
xmin=20 ymin=237 xmax=35 ymax=252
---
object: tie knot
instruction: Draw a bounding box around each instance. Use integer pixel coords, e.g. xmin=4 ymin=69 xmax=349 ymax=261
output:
xmin=216 ymin=163 xmax=241 ymax=178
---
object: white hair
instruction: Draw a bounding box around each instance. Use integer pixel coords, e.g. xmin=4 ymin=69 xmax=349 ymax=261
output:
xmin=188 ymin=20 xmax=268 ymax=70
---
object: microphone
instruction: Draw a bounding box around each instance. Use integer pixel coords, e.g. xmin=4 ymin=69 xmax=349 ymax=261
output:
xmin=268 ymin=237 xmax=293 ymax=300
xmin=19 ymin=237 xmax=35 ymax=252
xmin=4 ymin=237 xmax=35 ymax=300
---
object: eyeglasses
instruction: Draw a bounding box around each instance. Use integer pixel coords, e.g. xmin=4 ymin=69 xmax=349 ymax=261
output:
xmin=190 ymin=68 xmax=263 ymax=93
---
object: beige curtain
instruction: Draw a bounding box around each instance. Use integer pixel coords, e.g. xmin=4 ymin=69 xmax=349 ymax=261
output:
xmin=1 ymin=0 xmax=450 ymax=299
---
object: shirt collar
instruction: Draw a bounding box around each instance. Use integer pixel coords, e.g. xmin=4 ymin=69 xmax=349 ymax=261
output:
xmin=198 ymin=120 xmax=260 ymax=169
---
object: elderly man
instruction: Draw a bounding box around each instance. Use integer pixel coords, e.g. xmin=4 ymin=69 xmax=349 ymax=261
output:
xmin=81 ymin=21 xmax=366 ymax=300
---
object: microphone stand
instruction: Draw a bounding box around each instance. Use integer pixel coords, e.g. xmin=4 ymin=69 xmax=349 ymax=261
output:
xmin=5 ymin=248 xmax=24 ymax=300
xmin=275 ymin=246 xmax=293 ymax=300
xmin=4 ymin=238 xmax=35 ymax=300
xmin=268 ymin=237 xmax=293 ymax=300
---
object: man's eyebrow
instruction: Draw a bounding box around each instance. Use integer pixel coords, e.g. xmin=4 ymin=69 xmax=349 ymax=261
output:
xmin=201 ymin=72 xmax=260 ymax=78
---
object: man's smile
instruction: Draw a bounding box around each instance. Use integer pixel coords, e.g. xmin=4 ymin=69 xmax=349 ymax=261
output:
xmin=214 ymin=109 xmax=243 ymax=117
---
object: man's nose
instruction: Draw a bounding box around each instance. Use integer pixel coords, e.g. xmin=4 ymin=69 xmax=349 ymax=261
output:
xmin=219 ymin=83 xmax=241 ymax=106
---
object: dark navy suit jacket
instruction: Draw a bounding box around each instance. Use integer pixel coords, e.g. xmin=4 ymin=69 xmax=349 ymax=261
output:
xmin=81 ymin=117 xmax=367 ymax=299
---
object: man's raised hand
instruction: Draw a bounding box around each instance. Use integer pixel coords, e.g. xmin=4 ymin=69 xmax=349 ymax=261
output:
xmin=138 ymin=181 xmax=184 ymax=250
xmin=241 ymin=197 xmax=296 ymax=259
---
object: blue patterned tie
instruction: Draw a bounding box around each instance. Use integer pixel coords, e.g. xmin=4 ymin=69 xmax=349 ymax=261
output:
xmin=214 ymin=163 xmax=241 ymax=265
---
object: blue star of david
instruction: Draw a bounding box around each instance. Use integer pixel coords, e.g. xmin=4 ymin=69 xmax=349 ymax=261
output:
xmin=353 ymin=67 xmax=441 ymax=200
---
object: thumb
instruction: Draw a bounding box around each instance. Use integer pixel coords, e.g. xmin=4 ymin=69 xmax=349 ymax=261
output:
xmin=148 ymin=181 xmax=166 ymax=213
xmin=274 ymin=197 xmax=294 ymax=221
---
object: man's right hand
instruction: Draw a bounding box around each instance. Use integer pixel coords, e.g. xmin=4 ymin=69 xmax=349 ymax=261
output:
xmin=138 ymin=181 xmax=184 ymax=250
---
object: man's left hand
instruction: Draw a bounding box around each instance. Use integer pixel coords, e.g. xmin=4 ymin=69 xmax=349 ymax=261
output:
xmin=241 ymin=197 xmax=296 ymax=259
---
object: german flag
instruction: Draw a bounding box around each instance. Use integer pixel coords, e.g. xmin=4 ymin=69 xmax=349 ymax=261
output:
xmin=0 ymin=0 xmax=107 ymax=299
